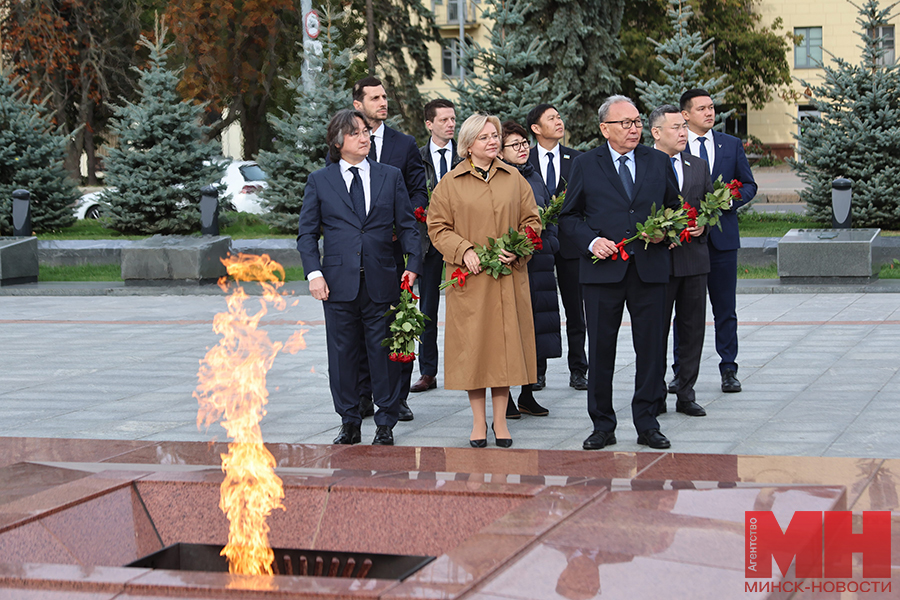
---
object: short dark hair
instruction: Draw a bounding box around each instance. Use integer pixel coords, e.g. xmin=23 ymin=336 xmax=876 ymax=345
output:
xmin=326 ymin=109 xmax=369 ymax=163
xmin=500 ymin=120 xmax=529 ymax=144
xmin=424 ymin=98 xmax=455 ymax=122
xmin=679 ymin=88 xmax=712 ymax=112
xmin=352 ymin=76 xmax=383 ymax=102
xmin=526 ymin=103 xmax=558 ymax=133
xmin=649 ymin=104 xmax=681 ymax=129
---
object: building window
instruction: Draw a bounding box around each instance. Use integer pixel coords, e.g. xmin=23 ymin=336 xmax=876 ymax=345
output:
xmin=448 ymin=0 xmax=465 ymax=23
xmin=443 ymin=39 xmax=461 ymax=78
xmin=868 ymin=25 xmax=895 ymax=65
xmin=794 ymin=27 xmax=823 ymax=69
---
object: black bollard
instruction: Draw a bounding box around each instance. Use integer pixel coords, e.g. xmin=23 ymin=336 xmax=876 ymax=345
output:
xmin=12 ymin=189 xmax=32 ymax=237
xmin=199 ymin=185 xmax=219 ymax=236
xmin=832 ymin=178 xmax=852 ymax=229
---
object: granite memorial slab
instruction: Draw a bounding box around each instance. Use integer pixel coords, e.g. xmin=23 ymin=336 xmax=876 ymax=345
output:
xmin=0 ymin=237 xmax=38 ymax=286
xmin=778 ymin=228 xmax=880 ymax=283
xmin=120 ymin=235 xmax=231 ymax=285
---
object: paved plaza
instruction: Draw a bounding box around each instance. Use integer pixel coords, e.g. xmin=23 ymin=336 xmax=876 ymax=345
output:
xmin=2 ymin=285 xmax=899 ymax=458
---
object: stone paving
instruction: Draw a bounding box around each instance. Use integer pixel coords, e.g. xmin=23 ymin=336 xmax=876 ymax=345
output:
xmin=2 ymin=287 xmax=899 ymax=459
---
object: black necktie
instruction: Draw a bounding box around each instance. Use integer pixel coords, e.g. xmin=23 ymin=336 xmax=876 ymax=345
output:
xmin=671 ymin=156 xmax=679 ymax=189
xmin=697 ymin=136 xmax=710 ymax=173
xmin=438 ymin=148 xmax=448 ymax=180
xmin=349 ymin=166 xmax=366 ymax=220
xmin=618 ymin=155 xmax=633 ymax=199
xmin=368 ymin=134 xmax=377 ymax=162
xmin=546 ymin=152 xmax=556 ymax=192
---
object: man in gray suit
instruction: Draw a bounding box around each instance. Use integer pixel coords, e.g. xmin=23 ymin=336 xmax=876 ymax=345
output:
xmin=649 ymin=104 xmax=712 ymax=418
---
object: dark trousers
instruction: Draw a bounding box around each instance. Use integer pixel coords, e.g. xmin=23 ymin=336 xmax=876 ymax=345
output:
xmin=555 ymin=254 xmax=588 ymax=375
xmin=417 ymin=246 xmax=443 ymax=377
xmin=583 ymin=262 xmax=667 ymax=434
xmin=707 ymin=246 xmax=738 ymax=374
xmin=664 ymin=273 xmax=707 ymax=403
xmin=323 ymin=275 xmax=399 ymax=428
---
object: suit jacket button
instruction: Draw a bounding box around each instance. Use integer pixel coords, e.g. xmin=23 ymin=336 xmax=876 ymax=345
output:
xmin=361 ymin=230 xmax=365 ymax=234
xmin=626 ymin=230 xmax=631 ymax=234
xmin=629 ymin=209 xmax=634 ymax=214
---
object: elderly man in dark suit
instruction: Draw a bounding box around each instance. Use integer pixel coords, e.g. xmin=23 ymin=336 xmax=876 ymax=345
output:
xmin=559 ymin=95 xmax=680 ymax=451
xmin=526 ymin=103 xmax=586 ymax=392
xmin=677 ymin=89 xmax=757 ymax=394
xmin=297 ymin=109 xmax=422 ymax=446
xmin=351 ymin=76 xmax=428 ymax=421
xmin=411 ymin=98 xmax=463 ymax=394
xmin=649 ymin=104 xmax=713 ymax=418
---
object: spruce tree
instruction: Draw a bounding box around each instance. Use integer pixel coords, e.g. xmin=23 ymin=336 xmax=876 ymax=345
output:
xmin=451 ymin=0 xmax=576 ymax=130
xmin=256 ymin=8 xmax=354 ymax=233
xmin=791 ymin=0 xmax=900 ymax=229
xmin=630 ymin=0 xmax=732 ymax=127
xmin=100 ymin=21 xmax=224 ymax=235
xmin=0 ymin=72 xmax=78 ymax=234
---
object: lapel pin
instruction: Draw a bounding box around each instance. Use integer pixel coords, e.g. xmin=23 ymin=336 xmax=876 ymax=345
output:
xmin=563 ymin=154 xmax=570 ymax=159
xmin=684 ymin=160 xmax=691 ymax=166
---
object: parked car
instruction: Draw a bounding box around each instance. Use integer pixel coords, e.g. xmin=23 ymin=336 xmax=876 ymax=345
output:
xmin=73 ymin=161 xmax=269 ymax=219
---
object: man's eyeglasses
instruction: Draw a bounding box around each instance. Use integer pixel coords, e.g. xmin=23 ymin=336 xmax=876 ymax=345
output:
xmin=502 ymin=140 xmax=530 ymax=151
xmin=604 ymin=118 xmax=644 ymax=130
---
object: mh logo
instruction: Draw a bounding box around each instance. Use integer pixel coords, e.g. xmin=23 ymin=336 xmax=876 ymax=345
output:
xmin=745 ymin=511 xmax=892 ymax=579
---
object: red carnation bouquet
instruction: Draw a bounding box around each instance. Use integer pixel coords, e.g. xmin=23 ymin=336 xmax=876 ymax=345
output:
xmin=440 ymin=226 xmax=541 ymax=289
xmin=382 ymin=274 xmax=428 ymax=362
xmin=697 ymin=177 xmax=742 ymax=231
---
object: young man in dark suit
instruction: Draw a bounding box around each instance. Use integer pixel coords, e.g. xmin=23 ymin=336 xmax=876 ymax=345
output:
xmin=678 ymin=89 xmax=758 ymax=394
xmin=351 ymin=76 xmax=428 ymax=420
xmin=411 ymin=98 xmax=463 ymax=394
xmin=526 ymin=103 xmax=586 ymax=392
xmin=559 ymin=95 xmax=681 ymax=451
xmin=650 ymin=104 xmax=712 ymax=418
xmin=297 ymin=109 xmax=421 ymax=446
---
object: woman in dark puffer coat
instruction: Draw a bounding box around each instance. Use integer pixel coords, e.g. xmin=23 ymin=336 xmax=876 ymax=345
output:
xmin=500 ymin=120 xmax=562 ymax=418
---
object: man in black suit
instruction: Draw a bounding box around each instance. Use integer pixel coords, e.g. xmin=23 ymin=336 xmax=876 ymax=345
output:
xmin=526 ymin=103 xmax=586 ymax=392
xmin=411 ymin=98 xmax=463 ymax=394
xmin=297 ymin=109 xmax=421 ymax=446
xmin=351 ymin=76 xmax=428 ymax=420
xmin=649 ymin=104 xmax=712 ymax=418
xmin=559 ymin=95 xmax=680 ymax=450
xmin=677 ymin=89 xmax=757 ymax=394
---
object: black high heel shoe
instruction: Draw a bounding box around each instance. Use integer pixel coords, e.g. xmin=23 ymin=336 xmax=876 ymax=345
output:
xmin=470 ymin=422 xmax=487 ymax=448
xmin=491 ymin=423 xmax=513 ymax=448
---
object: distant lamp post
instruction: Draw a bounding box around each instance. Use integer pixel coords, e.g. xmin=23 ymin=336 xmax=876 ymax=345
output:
xmin=832 ymin=178 xmax=852 ymax=229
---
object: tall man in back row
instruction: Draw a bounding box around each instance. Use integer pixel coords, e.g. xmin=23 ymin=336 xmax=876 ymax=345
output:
xmin=526 ymin=103 xmax=586 ymax=392
xmin=351 ymin=76 xmax=428 ymax=420
xmin=675 ymin=89 xmax=757 ymax=394
xmin=559 ymin=95 xmax=680 ymax=451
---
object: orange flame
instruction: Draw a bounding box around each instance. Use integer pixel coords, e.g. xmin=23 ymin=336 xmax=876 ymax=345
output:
xmin=194 ymin=253 xmax=307 ymax=575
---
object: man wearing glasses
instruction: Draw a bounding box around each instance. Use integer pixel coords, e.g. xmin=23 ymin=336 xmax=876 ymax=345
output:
xmin=559 ymin=95 xmax=680 ymax=451
xmin=526 ymin=104 xmax=587 ymax=393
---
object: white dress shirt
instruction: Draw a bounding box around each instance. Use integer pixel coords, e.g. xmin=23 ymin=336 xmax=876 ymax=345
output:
xmin=429 ymin=138 xmax=453 ymax=183
xmin=370 ymin=123 xmax=385 ymax=162
xmin=671 ymin=152 xmax=684 ymax=191
xmin=537 ymin=142 xmax=561 ymax=191
xmin=687 ymin=128 xmax=716 ymax=175
xmin=307 ymin=159 xmax=372 ymax=282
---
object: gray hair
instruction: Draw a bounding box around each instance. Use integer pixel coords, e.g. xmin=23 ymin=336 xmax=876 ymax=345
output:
xmin=597 ymin=95 xmax=637 ymax=125
xmin=326 ymin=109 xmax=370 ymax=163
xmin=649 ymin=104 xmax=681 ymax=129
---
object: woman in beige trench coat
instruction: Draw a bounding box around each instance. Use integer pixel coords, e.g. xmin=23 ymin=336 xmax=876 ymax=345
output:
xmin=427 ymin=114 xmax=542 ymax=448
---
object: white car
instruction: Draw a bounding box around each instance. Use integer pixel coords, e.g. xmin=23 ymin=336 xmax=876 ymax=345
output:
xmin=222 ymin=161 xmax=267 ymax=214
xmin=73 ymin=161 xmax=269 ymax=219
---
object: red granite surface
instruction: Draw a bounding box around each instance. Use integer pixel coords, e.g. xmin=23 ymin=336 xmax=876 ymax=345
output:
xmin=0 ymin=438 xmax=892 ymax=599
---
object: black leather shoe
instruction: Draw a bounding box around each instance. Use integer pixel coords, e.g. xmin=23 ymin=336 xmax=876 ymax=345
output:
xmin=410 ymin=374 xmax=437 ymax=393
xmin=667 ymin=377 xmax=680 ymax=394
xmin=532 ymin=375 xmax=546 ymax=391
xmin=676 ymin=400 xmax=707 ymax=417
xmin=333 ymin=423 xmax=361 ymax=445
xmin=469 ymin=438 xmax=487 ymax=448
xmin=582 ymin=430 xmax=616 ymax=450
xmin=517 ymin=388 xmax=549 ymax=417
xmin=372 ymin=425 xmax=394 ymax=445
xmin=397 ymin=398 xmax=414 ymax=421
xmin=506 ymin=392 xmax=521 ymax=419
xmin=721 ymin=370 xmax=742 ymax=393
xmin=569 ymin=372 xmax=588 ymax=391
xmin=491 ymin=423 xmax=512 ymax=448
xmin=637 ymin=429 xmax=671 ymax=449
xmin=359 ymin=396 xmax=374 ymax=418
